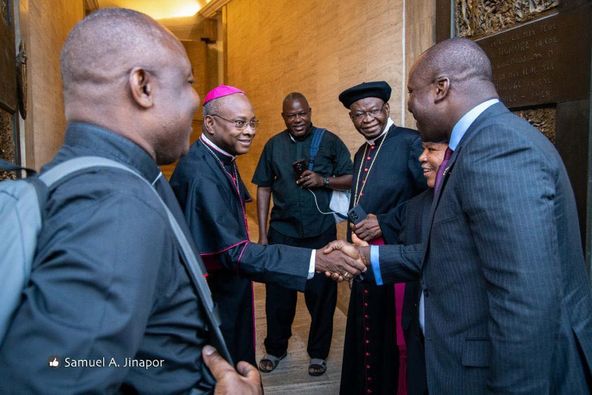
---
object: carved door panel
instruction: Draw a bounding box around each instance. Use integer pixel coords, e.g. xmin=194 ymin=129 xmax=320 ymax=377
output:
xmin=436 ymin=0 xmax=592 ymax=259
xmin=0 ymin=0 xmax=19 ymax=179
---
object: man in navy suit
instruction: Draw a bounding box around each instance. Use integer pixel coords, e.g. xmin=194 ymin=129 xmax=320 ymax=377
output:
xmin=331 ymin=37 xmax=592 ymax=394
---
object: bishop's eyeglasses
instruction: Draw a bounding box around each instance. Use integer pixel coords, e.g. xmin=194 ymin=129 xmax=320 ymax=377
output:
xmin=209 ymin=114 xmax=259 ymax=130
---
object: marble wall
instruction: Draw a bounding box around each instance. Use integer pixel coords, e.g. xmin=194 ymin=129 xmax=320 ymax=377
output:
xmin=226 ymin=0 xmax=406 ymax=202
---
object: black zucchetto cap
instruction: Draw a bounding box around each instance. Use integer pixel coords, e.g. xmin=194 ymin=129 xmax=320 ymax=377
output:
xmin=338 ymin=81 xmax=392 ymax=109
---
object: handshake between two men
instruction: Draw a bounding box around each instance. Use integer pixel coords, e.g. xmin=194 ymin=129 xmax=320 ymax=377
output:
xmin=314 ymin=235 xmax=370 ymax=282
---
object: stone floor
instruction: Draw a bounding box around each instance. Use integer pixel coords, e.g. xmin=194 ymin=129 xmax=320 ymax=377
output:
xmin=253 ymin=282 xmax=346 ymax=395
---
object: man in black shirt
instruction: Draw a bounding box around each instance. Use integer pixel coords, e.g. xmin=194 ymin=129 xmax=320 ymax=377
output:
xmin=252 ymin=92 xmax=353 ymax=375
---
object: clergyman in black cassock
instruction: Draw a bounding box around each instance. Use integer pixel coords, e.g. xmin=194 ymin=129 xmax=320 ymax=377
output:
xmin=338 ymin=81 xmax=426 ymax=395
xmin=171 ymin=137 xmax=311 ymax=366
xmin=171 ymin=85 xmax=365 ymax=366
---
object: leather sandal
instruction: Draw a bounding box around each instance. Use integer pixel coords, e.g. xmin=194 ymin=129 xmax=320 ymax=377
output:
xmin=308 ymin=358 xmax=327 ymax=376
xmin=258 ymin=352 xmax=287 ymax=373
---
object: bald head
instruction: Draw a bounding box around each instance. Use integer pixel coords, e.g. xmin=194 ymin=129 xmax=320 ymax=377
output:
xmin=61 ymin=8 xmax=183 ymax=102
xmin=407 ymin=38 xmax=498 ymax=141
xmin=60 ymin=8 xmax=199 ymax=165
xmin=283 ymin=92 xmax=308 ymax=109
xmin=412 ymin=38 xmax=494 ymax=94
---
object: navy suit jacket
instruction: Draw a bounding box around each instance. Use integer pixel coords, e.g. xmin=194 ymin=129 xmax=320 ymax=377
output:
xmin=380 ymin=103 xmax=592 ymax=394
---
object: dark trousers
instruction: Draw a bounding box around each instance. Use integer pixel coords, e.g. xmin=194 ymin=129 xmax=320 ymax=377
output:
xmin=264 ymin=226 xmax=337 ymax=359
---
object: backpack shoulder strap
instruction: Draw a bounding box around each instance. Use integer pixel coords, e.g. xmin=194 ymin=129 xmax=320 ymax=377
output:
xmin=38 ymin=157 xmax=134 ymax=187
xmin=38 ymin=156 xmax=232 ymax=364
xmin=308 ymin=128 xmax=326 ymax=170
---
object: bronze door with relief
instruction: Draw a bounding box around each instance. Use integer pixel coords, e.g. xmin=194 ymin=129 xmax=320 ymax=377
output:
xmin=0 ymin=0 xmax=22 ymax=180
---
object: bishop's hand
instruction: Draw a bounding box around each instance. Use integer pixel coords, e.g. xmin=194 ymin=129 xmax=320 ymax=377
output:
xmin=314 ymin=241 xmax=366 ymax=281
xmin=318 ymin=240 xmax=368 ymax=282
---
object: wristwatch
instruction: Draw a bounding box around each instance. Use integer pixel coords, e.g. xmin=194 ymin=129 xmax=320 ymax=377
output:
xmin=323 ymin=176 xmax=330 ymax=187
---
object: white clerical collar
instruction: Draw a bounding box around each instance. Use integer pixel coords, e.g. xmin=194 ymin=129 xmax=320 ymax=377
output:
xmin=366 ymin=117 xmax=394 ymax=145
xmin=200 ymin=133 xmax=236 ymax=161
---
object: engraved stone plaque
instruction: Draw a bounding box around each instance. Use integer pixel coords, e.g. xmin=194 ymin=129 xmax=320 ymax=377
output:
xmin=477 ymin=8 xmax=590 ymax=108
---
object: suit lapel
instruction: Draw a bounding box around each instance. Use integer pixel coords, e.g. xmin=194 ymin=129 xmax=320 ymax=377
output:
xmin=432 ymin=149 xmax=459 ymax=209
xmin=418 ymin=148 xmax=460 ymax=270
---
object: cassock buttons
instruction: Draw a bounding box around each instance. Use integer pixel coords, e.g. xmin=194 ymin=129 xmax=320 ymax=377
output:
xmin=364 ymin=168 xmax=369 ymax=172
xmin=363 ymin=289 xmax=369 ymax=295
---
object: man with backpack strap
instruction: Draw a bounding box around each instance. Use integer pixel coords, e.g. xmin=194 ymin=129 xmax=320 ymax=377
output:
xmin=0 ymin=8 xmax=262 ymax=394
xmin=252 ymin=92 xmax=353 ymax=375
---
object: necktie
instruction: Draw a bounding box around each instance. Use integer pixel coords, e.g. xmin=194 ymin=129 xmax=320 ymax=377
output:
xmin=420 ymin=147 xmax=454 ymax=334
xmin=434 ymin=147 xmax=453 ymax=194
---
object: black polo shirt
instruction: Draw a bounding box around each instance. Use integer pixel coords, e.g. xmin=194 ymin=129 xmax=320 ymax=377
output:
xmin=252 ymin=126 xmax=352 ymax=238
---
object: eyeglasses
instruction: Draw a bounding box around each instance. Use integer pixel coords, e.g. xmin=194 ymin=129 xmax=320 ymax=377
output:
xmin=350 ymin=104 xmax=386 ymax=121
xmin=209 ymin=114 xmax=259 ymax=130
xmin=283 ymin=109 xmax=311 ymax=121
